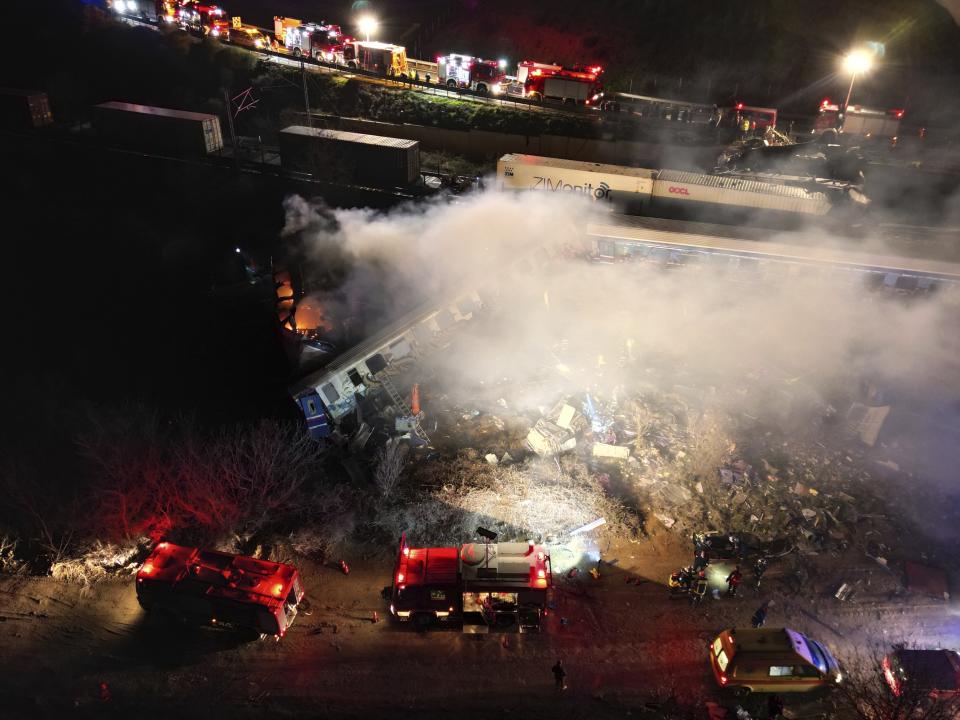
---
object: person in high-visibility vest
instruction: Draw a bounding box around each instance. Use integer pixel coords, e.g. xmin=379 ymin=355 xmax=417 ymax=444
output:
xmin=740 ymin=116 xmax=751 ymax=140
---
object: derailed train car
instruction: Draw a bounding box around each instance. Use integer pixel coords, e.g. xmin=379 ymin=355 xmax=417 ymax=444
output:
xmin=496 ymin=153 xmax=867 ymax=229
xmin=288 ymin=245 xmax=558 ymax=441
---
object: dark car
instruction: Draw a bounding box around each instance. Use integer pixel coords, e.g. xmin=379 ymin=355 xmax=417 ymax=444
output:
xmin=883 ymin=649 xmax=960 ymax=698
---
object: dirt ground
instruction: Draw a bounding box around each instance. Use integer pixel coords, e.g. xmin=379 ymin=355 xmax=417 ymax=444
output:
xmin=0 ymin=526 xmax=956 ymax=720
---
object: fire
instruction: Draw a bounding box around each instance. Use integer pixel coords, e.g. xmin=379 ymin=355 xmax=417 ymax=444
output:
xmin=294 ymin=298 xmax=335 ymax=333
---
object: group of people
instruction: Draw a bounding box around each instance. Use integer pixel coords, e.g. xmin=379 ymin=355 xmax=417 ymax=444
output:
xmin=676 ymin=550 xmax=768 ymax=606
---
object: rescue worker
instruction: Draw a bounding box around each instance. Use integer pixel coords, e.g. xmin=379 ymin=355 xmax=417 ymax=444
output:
xmin=726 ymin=566 xmax=743 ymax=597
xmin=752 ymin=557 xmax=768 ymax=591
xmin=690 ymin=570 xmax=708 ymax=606
xmin=740 ymin=115 xmax=751 ymax=140
xmin=751 ymin=601 xmax=770 ymax=628
xmin=552 ymin=660 xmax=567 ymax=691
xmin=693 ymin=549 xmax=709 ymax=573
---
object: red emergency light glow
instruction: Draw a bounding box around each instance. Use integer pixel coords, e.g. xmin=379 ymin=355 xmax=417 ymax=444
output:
xmin=821 ymin=98 xmax=831 ymax=108
xmin=894 ymin=109 xmax=904 ymax=118
xmin=141 ymin=562 xmax=155 ymax=575
xmin=719 ymin=674 xmax=728 ymax=685
xmin=397 ymin=572 xmax=405 ymax=583
xmin=735 ymin=102 xmax=744 ymax=110
xmin=272 ymin=583 xmax=284 ymax=597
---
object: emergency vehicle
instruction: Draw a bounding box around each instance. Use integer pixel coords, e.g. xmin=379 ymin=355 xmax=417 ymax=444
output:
xmin=136 ymin=542 xmax=306 ymax=638
xmin=343 ymin=40 xmax=409 ymax=77
xmin=177 ymin=1 xmax=228 ymax=36
xmin=523 ymin=65 xmax=604 ymax=106
xmin=389 ymin=534 xmax=552 ymax=632
xmin=227 ymin=25 xmax=268 ymax=50
xmin=724 ymin=102 xmax=778 ymax=131
xmin=813 ymin=99 xmax=903 ymax=139
xmin=516 ymin=60 xmax=561 ymax=84
xmin=107 ymin=0 xmax=163 ymax=21
xmin=277 ymin=18 xmax=350 ymax=63
xmin=437 ymin=54 xmax=507 ymax=94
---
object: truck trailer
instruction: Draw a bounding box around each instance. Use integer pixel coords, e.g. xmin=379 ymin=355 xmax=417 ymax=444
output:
xmin=0 ymin=88 xmax=53 ymax=129
xmin=91 ymin=101 xmax=224 ymax=155
xmin=136 ymin=542 xmax=306 ymax=638
xmin=278 ymin=126 xmax=419 ymax=187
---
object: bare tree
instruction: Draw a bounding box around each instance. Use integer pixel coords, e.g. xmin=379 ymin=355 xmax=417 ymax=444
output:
xmin=79 ymin=409 xmax=325 ymax=543
xmin=373 ymin=441 xmax=407 ymax=499
xmin=0 ymin=460 xmax=78 ymax=565
xmin=830 ymin=647 xmax=960 ymax=720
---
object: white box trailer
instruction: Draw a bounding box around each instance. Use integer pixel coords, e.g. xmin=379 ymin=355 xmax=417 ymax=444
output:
xmin=497 ymin=153 xmax=655 ymax=214
xmin=842 ymin=107 xmax=901 ymax=138
xmin=91 ymin=101 xmax=223 ymax=155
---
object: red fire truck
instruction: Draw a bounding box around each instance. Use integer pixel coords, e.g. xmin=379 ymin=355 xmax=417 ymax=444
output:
xmin=177 ymin=1 xmax=228 ymax=36
xmin=813 ymin=99 xmax=903 ymax=139
xmin=523 ymin=65 xmax=604 ymax=106
xmin=276 ymin=18 xmax=351 ymax=63
xmin=136 ymin=542 xmax=306 ymax=638
xmin=437 ymin=53 xmax=507 ymax=95
xmin=389 ymin=534 xmax=552 ymax=632
xmin=517 ymin=60 xmax=564 ymax=84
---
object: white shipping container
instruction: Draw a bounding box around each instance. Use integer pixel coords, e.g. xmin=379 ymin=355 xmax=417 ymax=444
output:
xmin=651 ymin=170 xmax=831 ymax=216
xmin=497 ymin=153 xmax=655 ymax=210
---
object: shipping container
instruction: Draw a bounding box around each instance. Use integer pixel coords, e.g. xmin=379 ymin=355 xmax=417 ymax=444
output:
xmin=91 ymin=101 xmax=224 ymax=155
xmin=497 ymin=153 xmax=655 ymax=214
xmin=0 ymin=88 xmax=53 ymax=129
xmin=279 ymin=126 xmax=419 ymax=187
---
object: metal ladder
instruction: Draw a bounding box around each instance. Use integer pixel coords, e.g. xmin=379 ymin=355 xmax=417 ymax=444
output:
xmin=377 ymin=373 xmax=430 ymax=445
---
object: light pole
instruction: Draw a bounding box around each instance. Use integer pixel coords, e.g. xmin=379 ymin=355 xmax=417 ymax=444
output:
xmin=357 ymin=15 xmax=377 ymax=42
xmin=842 ymin=50 xmax=873 ymax=110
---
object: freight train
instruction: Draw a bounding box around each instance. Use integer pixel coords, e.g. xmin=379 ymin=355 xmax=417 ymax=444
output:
xmin=496 ymin=153 xmax=868 ymax=229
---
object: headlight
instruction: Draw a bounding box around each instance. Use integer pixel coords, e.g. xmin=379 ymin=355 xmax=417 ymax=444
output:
xmin=255 ymin=39 xmax=263 ymax=48
xmin=491 ymin=83 xmax=502 ymax=94
xmin=835 ymin=672 xmax=843 ymax=684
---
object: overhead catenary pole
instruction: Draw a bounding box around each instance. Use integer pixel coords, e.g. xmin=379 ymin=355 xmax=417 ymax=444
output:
xmin=223 ymin=88 xmax=239 ymax=169
xmin=301 ymin=56 xmax=312 ymax=128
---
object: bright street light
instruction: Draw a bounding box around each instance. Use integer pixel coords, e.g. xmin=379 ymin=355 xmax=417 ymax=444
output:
xmin=842 ymin=50 xmax=874 ymax=109
xmin=357 ymin=15 xmax=377 ymax=42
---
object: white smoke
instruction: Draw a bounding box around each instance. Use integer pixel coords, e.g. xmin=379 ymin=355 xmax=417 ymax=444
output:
xmin=285 ymin=188 xmax=960 ymax=495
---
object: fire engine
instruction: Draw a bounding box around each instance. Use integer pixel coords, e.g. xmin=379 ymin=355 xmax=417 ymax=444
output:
xmin=516 ymin=60 xmax=561 ymax=84
xmin=275 ymin=17 xmax=351 ymax=63
xmin=813 ymin=99 xmax=903 ymax=139
xmin=437 ymin=53 xmax=507 ymax=95
xmin=136 ymin=542 xmax=306 ymax=638
xmin=343 ymin=40 xmax=409 ymax=77
xmin=523 ymin=65 xmax=604 ymax=106
xmin=389 ymin=533 xmax=552 ymax=632
xmin=722 ymin=102 xmax=778 ymax=131
xmin=177 ymin=1 xmax=229 ymax=36
xmin=107 ymin=0 xmax=164 ymax=21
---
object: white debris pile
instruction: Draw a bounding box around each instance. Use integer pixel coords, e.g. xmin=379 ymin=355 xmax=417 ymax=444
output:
xmin=50 ymin=539 xmax=145 ymax=585
xmin=379 ymin=456 xmax=638 ymax=546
